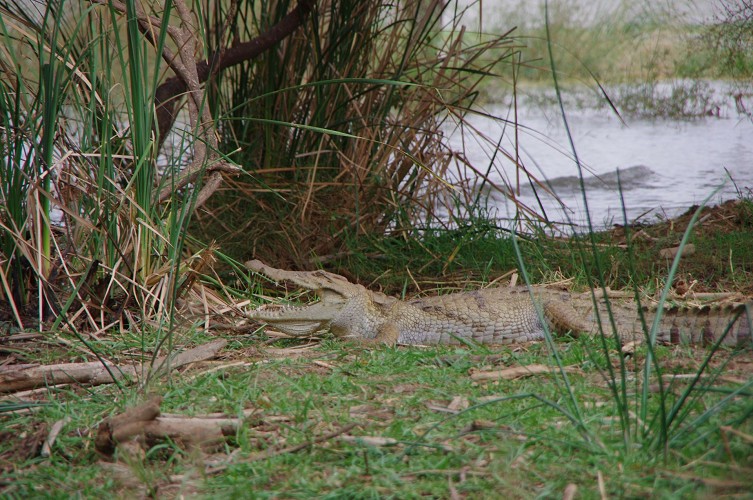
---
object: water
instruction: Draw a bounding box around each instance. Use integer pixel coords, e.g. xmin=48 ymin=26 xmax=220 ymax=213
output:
xmin=452 ymin=0 xmax=719 ymax=30
xmin=449 ymin=90 xmax=753 ymax=229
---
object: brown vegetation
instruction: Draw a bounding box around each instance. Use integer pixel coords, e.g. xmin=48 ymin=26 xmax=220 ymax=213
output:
xmin=190 ymin=0 xmax=517 ymax=266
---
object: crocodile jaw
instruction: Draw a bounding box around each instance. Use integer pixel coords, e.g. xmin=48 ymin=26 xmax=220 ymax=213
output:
xmin=249 ymin=300 xmax=344 ymax=336
xmin=247 ymin=286 xmax=354 ymax=336
xmin=249 ymin=288 xmax=393 ymax=340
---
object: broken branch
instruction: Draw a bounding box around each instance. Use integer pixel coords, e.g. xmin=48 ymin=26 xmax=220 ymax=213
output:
xmin=0 ymin=339 xmax=227 ymax=393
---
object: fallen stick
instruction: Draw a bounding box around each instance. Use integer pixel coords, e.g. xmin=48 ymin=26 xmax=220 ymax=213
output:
xmin=41 ymin=416 xmax=71 ymax=458
xmin=0 ymin=339 xmax=227 ymax=393
xmin=340 ymin=435 xmax=398 ymax=447
xmin=95 ymin=396 xmax=252 ymax=456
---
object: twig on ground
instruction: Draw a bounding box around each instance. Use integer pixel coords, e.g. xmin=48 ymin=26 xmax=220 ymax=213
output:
xmin=0 ymin=339 xmax=227 ymax=393
xmin=245 ymin=422 xmax=358 ymax=462
xmin=41 ymin=416 xmax=71 ymax=458
xmin=340 ymin=435 xmax=398 ymax=447
xmin=563 ymin=484 xmax=578 ymax=500
xmin=470 ymin=364 xmax=580 ymax=382
xmin=721 ymin=425 xmax=753 ymax=445
xmin=597 ymin=470 xmax=607 ymax=500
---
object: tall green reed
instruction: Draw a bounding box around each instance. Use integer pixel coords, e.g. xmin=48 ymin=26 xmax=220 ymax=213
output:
xmin=194 ymin=0 xmax=516 ymax=265
xmin=0 ymin=0 xmax=210 ymax=342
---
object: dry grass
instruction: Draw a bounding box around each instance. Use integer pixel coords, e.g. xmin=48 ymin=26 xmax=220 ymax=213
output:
xmin=193 ymin=0 xmax=519 ymax=266
xmin=0 ymin=0 xmax=231 ymax=334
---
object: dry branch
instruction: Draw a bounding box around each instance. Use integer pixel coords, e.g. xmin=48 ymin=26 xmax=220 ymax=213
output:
xmin=340 ymin=434 xmax=398 ymax=447
xmin=96 ymin=396 xmax=253 ymax=456
xmin=0 ymin=339 xmax=227 ymax=393
xmin=153 ymin=0 xmax=315 ymax=146
xmin=41 ymin=416 xmax=70 ymax=458
xmin=91 ymin=0 xmax=247 ymax=207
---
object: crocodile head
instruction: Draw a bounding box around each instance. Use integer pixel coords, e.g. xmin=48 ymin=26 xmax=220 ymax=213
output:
xmin=245 ymin=259 xmax=395 ymax=338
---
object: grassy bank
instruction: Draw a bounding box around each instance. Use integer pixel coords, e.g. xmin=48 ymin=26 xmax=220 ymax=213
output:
xmin=326 ymin=198 xmax=753 ymax=296
xmin=3 ymin=197 xmax=752 ymax=497
xmin=4 ymin=335 xmax=753 ymax=498
xmin=475 ymin=0 xmax=753 ymax=121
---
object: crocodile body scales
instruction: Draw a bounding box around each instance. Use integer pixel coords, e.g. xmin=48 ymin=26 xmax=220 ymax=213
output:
xmin=245 ymin=260 xmax=752 ymax=347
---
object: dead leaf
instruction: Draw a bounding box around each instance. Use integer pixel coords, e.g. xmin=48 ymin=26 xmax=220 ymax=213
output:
xmin=448 ymin=396 xmax=469 ymax=412
xmin=563 ymin=483 xmax=578 ymax=500
xmin=622 ymin=341 xmax=639 ymax=356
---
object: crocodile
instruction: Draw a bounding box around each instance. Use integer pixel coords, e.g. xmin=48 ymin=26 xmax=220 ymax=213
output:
xmin=245 ymin=259 xmax=752 ymax=347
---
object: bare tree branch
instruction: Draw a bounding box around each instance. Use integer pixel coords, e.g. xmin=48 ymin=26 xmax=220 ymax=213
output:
xmin=154 ymin=0 xmax=315 ymax=147
xmin=90 ymin=0 xmax=313 ymax=207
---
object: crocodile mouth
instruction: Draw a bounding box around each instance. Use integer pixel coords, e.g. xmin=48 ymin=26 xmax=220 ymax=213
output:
xmin=248 ymin=300 xmax=341 ymax=336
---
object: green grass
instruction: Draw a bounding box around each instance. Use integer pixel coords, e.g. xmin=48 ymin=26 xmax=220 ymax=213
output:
xmin=474 ymin=3 xmax=753 ymax=120
xmin=323 ymin=198 xmax=753 ymax=295
xmin=3 ymin=335 xmax=752 ymax=497
xmin=507 ymin=22 xmax=753 ymax=86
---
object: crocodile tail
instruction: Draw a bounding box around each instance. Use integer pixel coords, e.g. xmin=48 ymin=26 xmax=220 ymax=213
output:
xmin=648 ymin=302 xmax=753 ymax=347
xmin=603 ymin=301 xmax=753 ymax=347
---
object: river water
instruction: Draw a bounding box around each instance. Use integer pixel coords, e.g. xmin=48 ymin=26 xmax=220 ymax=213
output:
xmin=449 ymin=86 xmax=753 ymax=229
